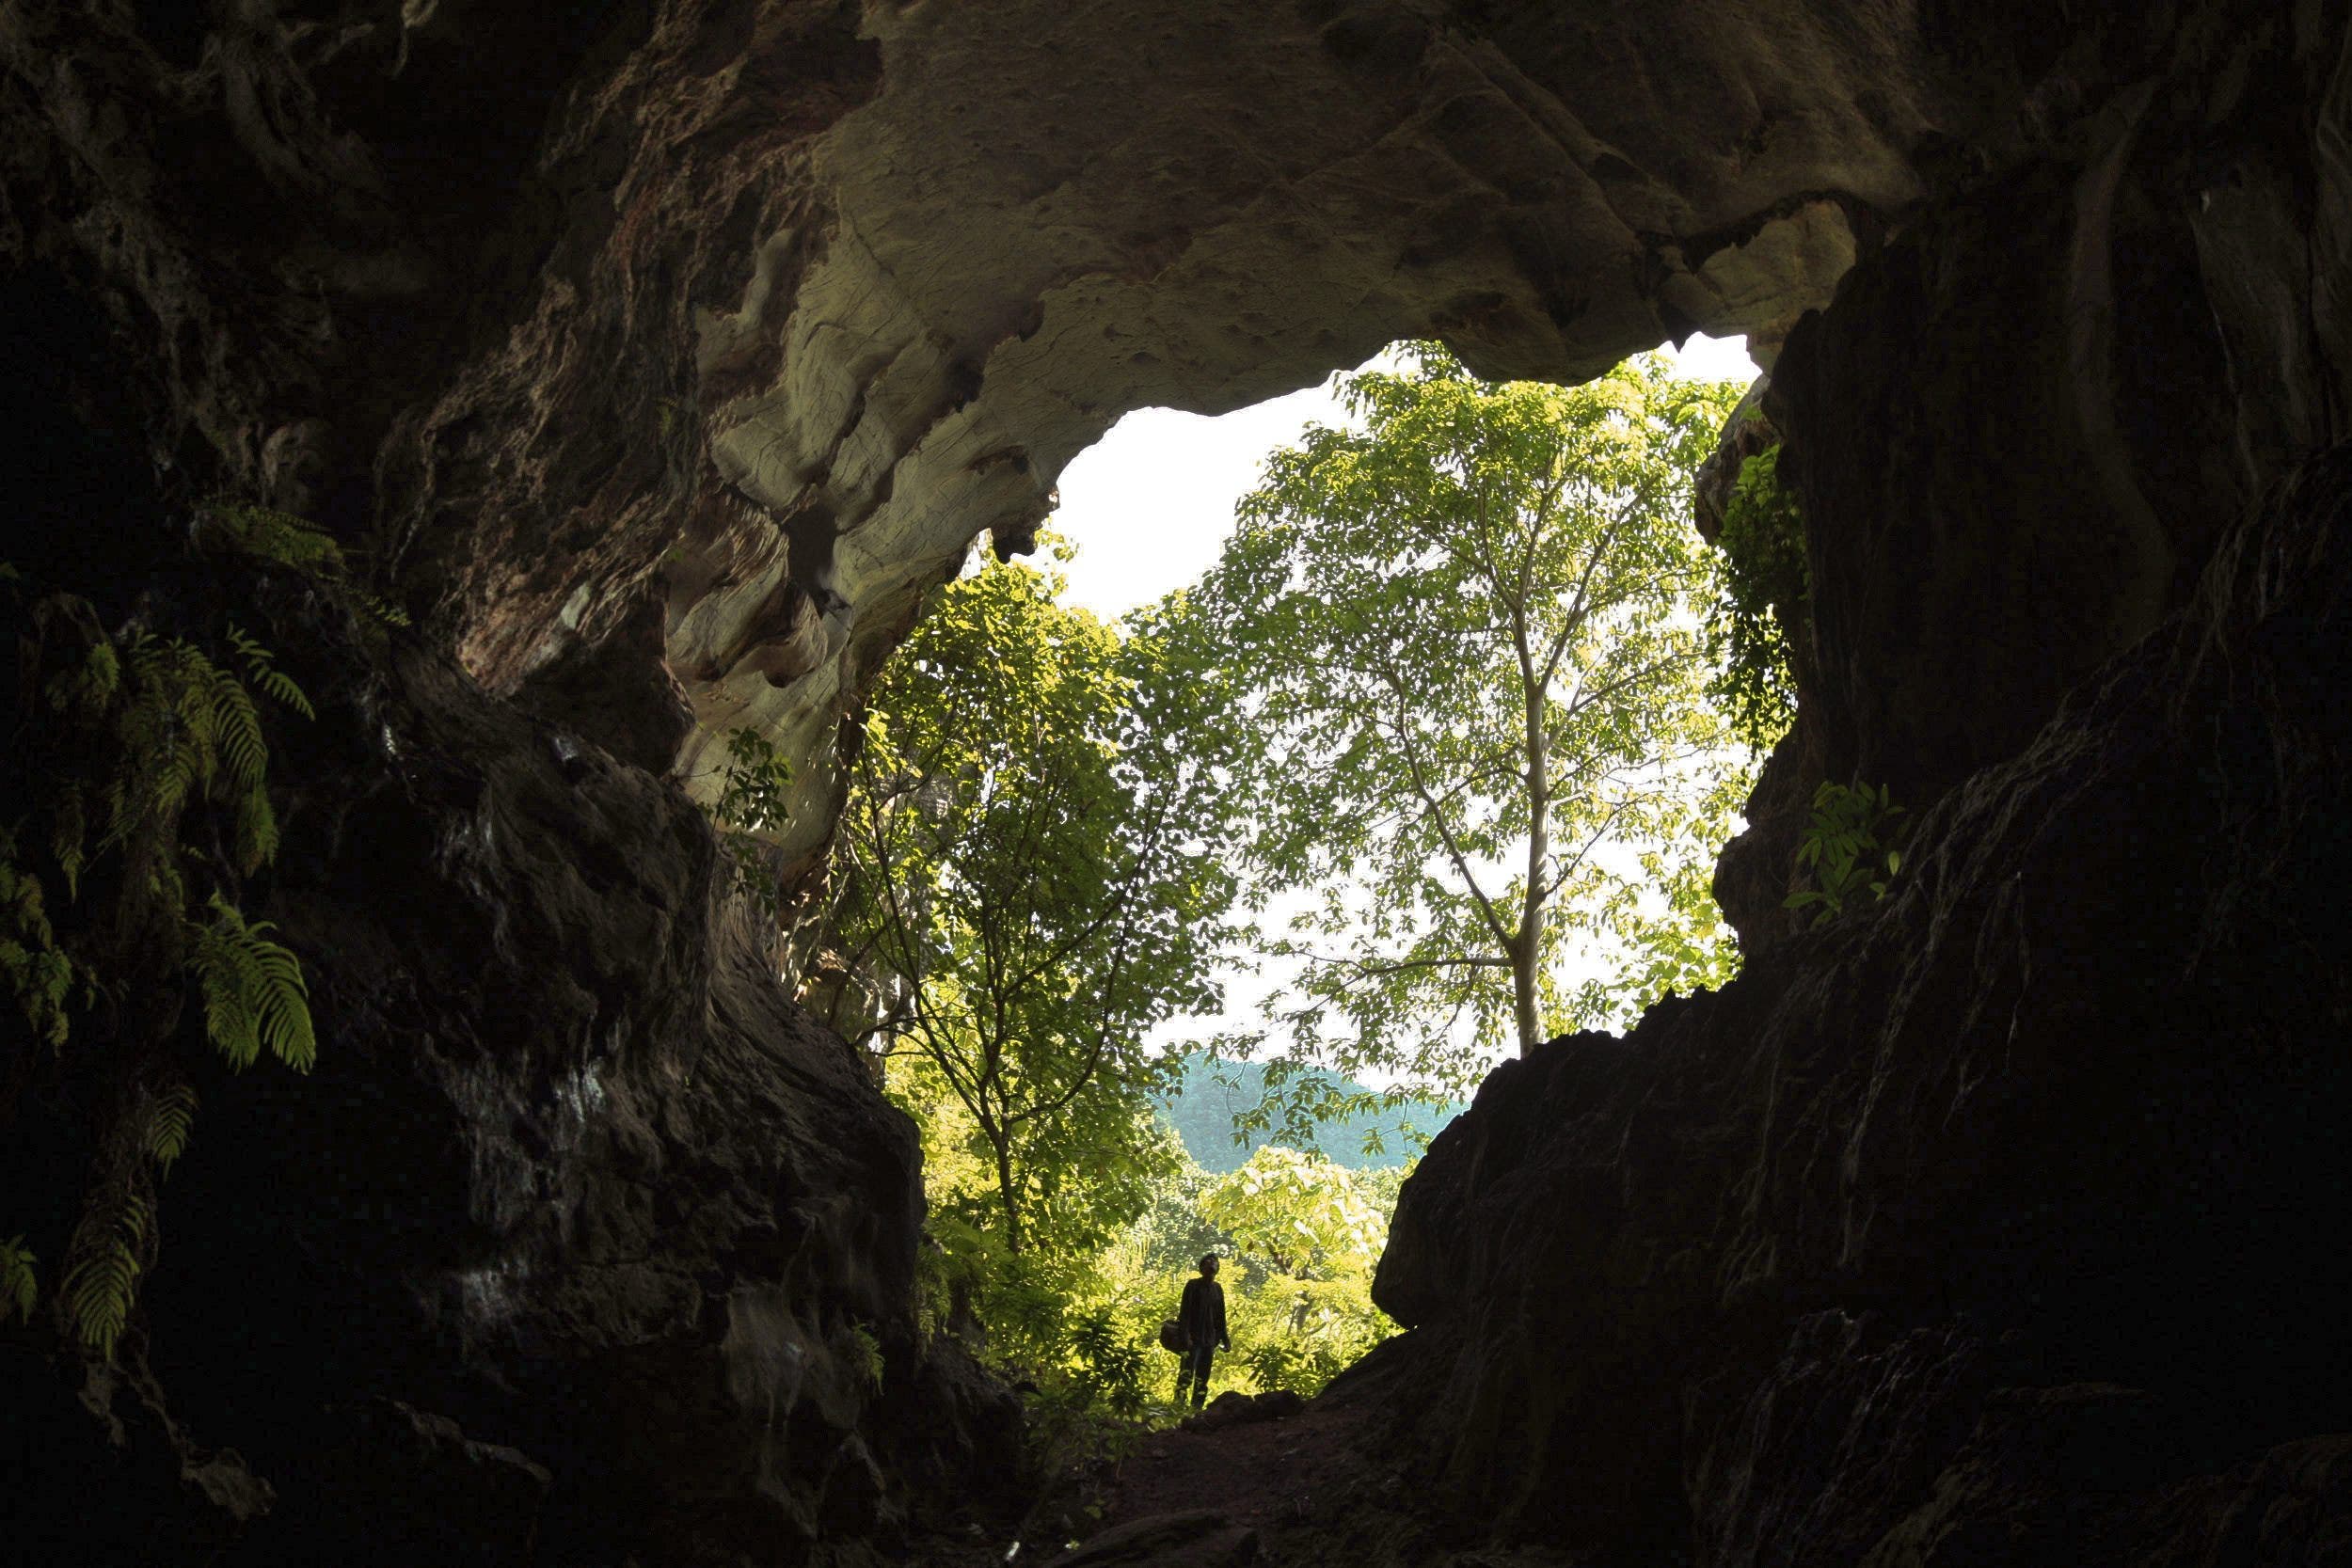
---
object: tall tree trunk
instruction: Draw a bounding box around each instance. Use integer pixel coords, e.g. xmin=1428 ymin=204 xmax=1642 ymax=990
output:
xmin=1511 ymin=925 xmax=1542 ymax=1056
xmin=1517 ymin=653 xmax=1552 ymax=1056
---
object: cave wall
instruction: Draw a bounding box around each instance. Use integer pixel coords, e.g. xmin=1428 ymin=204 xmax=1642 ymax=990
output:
xmin=5 ymin=0 xmax=2352 ymax=1563
xmin=1367 ymin=437 xmax=2352 ymax=1565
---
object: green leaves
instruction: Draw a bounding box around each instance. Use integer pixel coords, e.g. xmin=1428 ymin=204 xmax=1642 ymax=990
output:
xmin=143 ymin=1082 xmax=199 ymax=1175
xmin=708 ymin=726 xmax=793 ymax=914
xmin=1157 ymin=345 xmax=1755 ymax=1083
xmin=190 ymin=894 xmax=316 ymax=1072
xmin=1200 ymin=1147 xmax=1380 ymax=1279
xmin=62 ymin=1189 xmax=147 ymax=1362
xmin=0 ymin=1237 xmax=36 ymax=1327
xmin=3 ymin=566 xmax=320 ymax=1373
xmin=1785 ymin=781 xmax=1907 ymax=926
xmin=836 ymin=545 xmax=1239 ymax=1261
xmin=229 ymin=623 xmax=316 ymax=721
xmin=1705 ymin=444 xmax=1808 ymax=752
xmin=201 ymin=502 xmax=347 ymax=576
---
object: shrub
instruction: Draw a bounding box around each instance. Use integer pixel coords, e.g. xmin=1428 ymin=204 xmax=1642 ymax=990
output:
xmin=1707 ymin=444 xmax=1808 ymax=750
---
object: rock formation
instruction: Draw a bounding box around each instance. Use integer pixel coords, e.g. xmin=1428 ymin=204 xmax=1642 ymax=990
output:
xmin=2 ymin=0 xmax=2348 ymax=1563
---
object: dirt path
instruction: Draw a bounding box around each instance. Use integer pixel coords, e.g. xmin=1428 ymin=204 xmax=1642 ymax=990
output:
xmin=1100 ymin=1390 xmax=1377 ymax=1537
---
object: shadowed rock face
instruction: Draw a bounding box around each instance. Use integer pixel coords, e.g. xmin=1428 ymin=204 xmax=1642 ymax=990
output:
xmin=5 ymin=0 xmax=2352 ymax=1564
xmin=1367 ymin=440 xmax=2352 ymax=1565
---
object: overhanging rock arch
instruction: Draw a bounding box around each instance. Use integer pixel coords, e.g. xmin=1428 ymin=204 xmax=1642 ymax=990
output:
xmin=438 ymin=0 xmax=1940 ymax=889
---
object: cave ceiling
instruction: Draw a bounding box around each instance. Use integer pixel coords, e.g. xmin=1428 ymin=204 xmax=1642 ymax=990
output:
xmin=5 ymin=0 xmax=2222 ymax=878
xmin=509 ymin=0 xmax=1974 ymax=873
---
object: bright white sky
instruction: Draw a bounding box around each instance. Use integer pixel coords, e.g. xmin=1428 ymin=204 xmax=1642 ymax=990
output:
xmin=1030 ymin=335 xmax=1763 ymax=1085
xmin=1050 ymin=334 xmax=1758 ymax=621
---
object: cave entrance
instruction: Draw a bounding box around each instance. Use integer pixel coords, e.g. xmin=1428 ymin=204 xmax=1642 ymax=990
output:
xmin=836 ymin=325 xmax=1773 ymax=1430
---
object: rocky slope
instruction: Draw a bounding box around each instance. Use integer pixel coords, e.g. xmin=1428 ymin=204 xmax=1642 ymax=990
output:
xmin=3 ymin=0 xmax=2349 ymax=1564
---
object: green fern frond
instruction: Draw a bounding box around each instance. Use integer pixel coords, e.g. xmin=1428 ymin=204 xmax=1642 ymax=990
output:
xmin=52 ymin=785 xmax=87 ymax=901
xmin=205 ymin=503 xmax=345 ymax=574
xmin=210 ymin=670 xmax=267 ymax=792
xmin=189 ymin=896 xmax=314 ymax=1072
xmin=144 ymin=1085 xmax=198 ymax=1176
xmin=228 ymin=625 xmax=315 ymax=720
xmin=231 ymin=788 xmax=279 ymax=876
xmin=62 ymin=1191 xmax=146 ymax=1362
xmin=0 ymin=1236 xmax=36 ymax=1325
xmin=191 ymin=911 xmax=261 ymax=1070
xmin=354 ymin=592 xmax=412 ymax=631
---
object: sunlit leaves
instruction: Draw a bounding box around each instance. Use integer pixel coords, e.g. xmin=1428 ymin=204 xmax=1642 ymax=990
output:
xmin=1785 ymin=781 xmax=1906 ymax=925
xmin=1200 ymin=1146 xmax=1381 ymax=1279
xmin=1159 ymin=345 xmax=1756 ymax=1093
xmin=1706 ymin=445 xmax=1806 ymax=750
xmin=837 ymin=544 xmax=1242 ymax=1258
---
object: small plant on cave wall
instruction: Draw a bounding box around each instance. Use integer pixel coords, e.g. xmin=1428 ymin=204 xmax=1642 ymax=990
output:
xmin=1706 ymin=443 xmax=1809 ymax=752
xmin=710 ymin=726 xmax=792 ymax=914
xmin=1784 ymin=781 xmax=1906 ymax=927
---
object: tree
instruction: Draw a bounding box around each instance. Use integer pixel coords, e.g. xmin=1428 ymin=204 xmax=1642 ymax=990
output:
xmin=1200 ymin=1146 xmax=1381 ymax=1279
xmin=1168 ymin=346 xmax=1749 ymax=1089
xmin=833 ymin=544 xmax=1239 ymax=1256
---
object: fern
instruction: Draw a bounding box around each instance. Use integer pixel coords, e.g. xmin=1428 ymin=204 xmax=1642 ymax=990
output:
xmin=52 ymin=784 xmax=86 ymax=900
xmin=850 ymin=1323 xmax=886 ymax=1391
xmin=190 ymin=895 xmax=315 ymax=1072
xmin=228 ymin=624 xmax=314 ymax=721
xmin=0 ymin=857 xmax=72 ymax=1048
xmin=7 ymin=576 xmax=321 ymax=1367
xmin=202 ymin=503 xmax=345 ymax=575
xmin=144 ymin=1083 xmax=199 ymax=1175
xmin=62 ymin=1190 xmax=147 ymax=1361
xmin=0 ymin=1236 xmax=35 ymax=1326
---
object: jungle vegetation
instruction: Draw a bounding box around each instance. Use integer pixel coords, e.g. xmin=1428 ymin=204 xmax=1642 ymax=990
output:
xmin=789 ymin=345 xmax=1794 ymax=1428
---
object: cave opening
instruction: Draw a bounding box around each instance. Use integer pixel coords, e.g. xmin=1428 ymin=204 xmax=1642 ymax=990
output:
xmin=5 ymin=2 xmax=2349 ymax=1563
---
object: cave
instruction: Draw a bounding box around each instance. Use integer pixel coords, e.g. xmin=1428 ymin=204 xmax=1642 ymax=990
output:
xmin=2 ymin=1 xmax=2348 ymax=1563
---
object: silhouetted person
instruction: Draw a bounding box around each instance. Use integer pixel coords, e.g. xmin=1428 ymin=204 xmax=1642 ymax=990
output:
xmin=1175 ymin=1253 xmax=1230 ymax=1410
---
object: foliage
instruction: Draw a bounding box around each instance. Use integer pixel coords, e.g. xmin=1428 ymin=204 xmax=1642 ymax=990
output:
xmin=1785 ymin=781 xmax=1906 ymax=926
xmin=1705 ymin=444 xmax=1808 ymax=751
xmin=1160 ymin=345 xmax=1753 ymax=1092
xmin=0 ymin=1237 xmax=37 ymax=1327
xmin=61 ymin=1188 xmax=147 ymax=1361
xmin=1159 ymin=1050 xmax=1459 ymax=1172
xmin=903 ymin=1062 xmax=1401 ymax=1420
xmin=1228 ymin=1269 xmax=1389 ymax=1398
xmin=1 ymin=559 xmax=319 ymax=1362
xmin=837 ymin=544 xmax=1240 ymax=1256
xmin=142 ymin=1082 xmax=199 ymax=1175
xmin=1200 ymin=1147 xmax=1381 ymax=1279
xmin=199 ymin=501 xmax=411 ymax=633
xmin=849 ymin=1323 xmax=886 ymax=1391
xmin=708 ymin=726 xmax=793 ymax=915
xmin=1064 ymin=1301 xmax=1153 ymax=1417
xmin=190 ymin=895 xmax=317 ymax=1072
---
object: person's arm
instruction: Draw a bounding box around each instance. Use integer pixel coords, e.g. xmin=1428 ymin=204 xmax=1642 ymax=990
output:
xmin=1217 ymin=1284 xmax=1231 ymax=1351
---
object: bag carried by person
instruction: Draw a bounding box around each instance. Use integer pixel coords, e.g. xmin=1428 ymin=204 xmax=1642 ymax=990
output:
xmin=1157 ymin=1318 xmax=1187 ymax=1354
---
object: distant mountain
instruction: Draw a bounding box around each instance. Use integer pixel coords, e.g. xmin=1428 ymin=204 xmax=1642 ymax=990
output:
xmin=1155 ymin=1052 xmax=1464 ymax=1172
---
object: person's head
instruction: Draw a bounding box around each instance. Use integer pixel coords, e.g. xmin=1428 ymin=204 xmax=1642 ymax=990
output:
xmin=1199 ymin=1253 xmax=1220 ymax=1279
